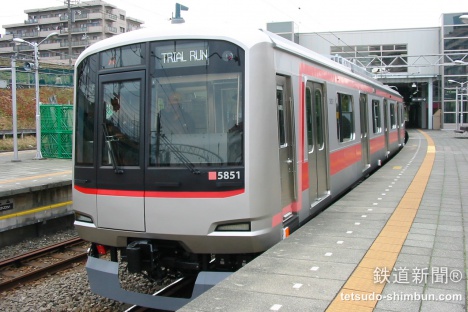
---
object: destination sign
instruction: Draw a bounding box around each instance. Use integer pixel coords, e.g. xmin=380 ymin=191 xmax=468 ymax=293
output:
xmin=155 ymin=42 xmax=209 ymax=69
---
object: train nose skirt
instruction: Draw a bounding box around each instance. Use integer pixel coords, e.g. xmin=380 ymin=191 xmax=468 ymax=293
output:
xmin=86 ymin=256 xmax=231 ymax=310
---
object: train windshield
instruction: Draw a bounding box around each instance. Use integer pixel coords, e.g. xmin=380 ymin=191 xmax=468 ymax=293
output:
xmin=149 ymin=40 xmax=245 ymax=167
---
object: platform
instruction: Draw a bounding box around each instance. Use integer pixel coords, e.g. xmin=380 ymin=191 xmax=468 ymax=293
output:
xmin=0 ymin=150 xmax=72 ymax=196
xmin=0 ymin=150 xmax=73 ymax=246
xmin=179 ymin=129 xmax=468 ymax=312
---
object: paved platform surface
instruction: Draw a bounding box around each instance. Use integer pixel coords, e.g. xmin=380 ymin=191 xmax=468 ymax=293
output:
xmin=180 ymin=129 xmax=468 ymax=312
xmin=0 ymin=150 xmax=72 ymax=197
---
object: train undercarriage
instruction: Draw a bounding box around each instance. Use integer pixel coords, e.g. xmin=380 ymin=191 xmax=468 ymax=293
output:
xmin=90 ymin=239 xmax=259 ymax=279
xmin=86 ymin=239 xmax=260 ymax=310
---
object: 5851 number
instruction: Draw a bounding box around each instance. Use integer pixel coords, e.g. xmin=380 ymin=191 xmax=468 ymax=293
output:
xmin=217 ymin=171 xmax=241 ymax=180
xmin=209 ymin=170 xmax=241 ymax=180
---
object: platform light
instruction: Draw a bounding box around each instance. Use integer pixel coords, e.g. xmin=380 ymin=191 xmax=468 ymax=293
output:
xmin=448 ymin=79 xmax=468 ymax=86
xmin=454 ymin=60 xmax=468 ymax=65
xmin=460 ymin=15 xmax=468 ymax=24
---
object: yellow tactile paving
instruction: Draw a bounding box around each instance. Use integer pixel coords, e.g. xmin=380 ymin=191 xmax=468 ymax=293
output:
xmin=326 ymin=130 xmax=435 ymax=311
xmin=379 ymin=229 xmax=408 ymax=244
xmin=327 ymin=300 xmax=375 ymax=312
xmin=395 ymin=197 xmax=422 ymax=209
xmin=363 ymin=249 xmax=399 ymax=262
xmin=342 ymin=276 xmax=387 ymax=293
xmin=358 ymin=257 xmax=398 ymax=270
xmin=372 ymin=235 xmax=407 ymax=246
xmin=381 ymin=224 xmax=410 ymax=233
xmin=369 ymin=242 xmax=403 ymax=253
xmin=387 ymin=209 xmax=417 ymax=221
xmin=387 ymin=213 xmax=417 ymax=226
xmin=350 ymin=266 xmax=379 ymax=279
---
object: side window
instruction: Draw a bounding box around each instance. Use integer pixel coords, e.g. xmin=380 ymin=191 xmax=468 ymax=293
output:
xmin=372 ymin=99 xmax=381 ymax=133
xmin=75 ymin=54 xmax=97 ymax=166
xmin=306 ymin=85 xmax=324 ymax=152
xmin=337 ymin=93 xmax=354 ymax=142
xmin=400 ymin=104 xmax=406 ymax=127
xmin=315 ymin=89 xmax=324 ymax=149
xmin=383 ymin=99 xmax=389 ymax=131
xmin=306 ymin=86 xmax=313 ymax=152
xmin=390 ymin=103 xmax=396 ymax=129
xmin=277 ymin=86 xmax=287 ymax=147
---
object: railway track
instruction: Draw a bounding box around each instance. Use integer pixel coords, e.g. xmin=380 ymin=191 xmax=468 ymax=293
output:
xmin=125 ymin=276 xmax=198 ymax=312
xmin=0 ymin=237 xmax=88 ymax=291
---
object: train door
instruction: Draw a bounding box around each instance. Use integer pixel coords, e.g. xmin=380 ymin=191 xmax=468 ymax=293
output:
xmin=359 ymin=94 xmax=370 ymax=170
xmin=305 ymin=81 xmax=328 ymax=207
xmin=383 ymin=99 xmax=390 ymax=155
xmin=96 ymin=71 xmax=145 ymax=231
xmin=276 ymin=76 xmax=296 ymax=210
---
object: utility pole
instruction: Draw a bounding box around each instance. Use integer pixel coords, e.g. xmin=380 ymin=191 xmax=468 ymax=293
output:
xmin=11 ymin=56 xmax=19 ymax=162
xmin=13 ymin=32 xmax=58 ymax=160
xmin=67 ymin=0 xmax=72 ymax=65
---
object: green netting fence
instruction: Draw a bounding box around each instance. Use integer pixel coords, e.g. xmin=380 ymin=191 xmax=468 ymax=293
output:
xmin=40 ymin=104 xmax=73 ymax=159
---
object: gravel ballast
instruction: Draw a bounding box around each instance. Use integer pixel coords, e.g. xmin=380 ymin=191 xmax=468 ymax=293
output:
xmin=0 ymin=229 xmax=162 ymax=311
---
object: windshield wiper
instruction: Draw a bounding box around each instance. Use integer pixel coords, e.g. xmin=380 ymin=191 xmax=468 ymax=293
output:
xmin=102 ymin=123 xmax=124 ymax=174
xmin=156 ymin=113 xmax=200 ymax=175
xmin=158 ymin=133 xmax=200 ymax=175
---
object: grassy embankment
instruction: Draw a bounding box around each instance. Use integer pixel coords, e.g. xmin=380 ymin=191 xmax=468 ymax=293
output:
xmin=0 ymin=87 xmax=73 ymax=152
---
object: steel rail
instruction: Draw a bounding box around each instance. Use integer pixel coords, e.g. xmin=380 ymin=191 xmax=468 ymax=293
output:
xmin=0 ymin=236 xmax=87 ymax=291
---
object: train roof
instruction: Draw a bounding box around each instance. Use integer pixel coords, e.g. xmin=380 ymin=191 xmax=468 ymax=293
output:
xmin=76 ymin=23 xmax=401 ymax=100
xmin=76 ymin=24 xmax=272 ymax=65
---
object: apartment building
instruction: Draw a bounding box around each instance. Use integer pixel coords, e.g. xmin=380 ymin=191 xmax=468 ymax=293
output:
xmin=0 ymin=0 xmax=144 ymax=65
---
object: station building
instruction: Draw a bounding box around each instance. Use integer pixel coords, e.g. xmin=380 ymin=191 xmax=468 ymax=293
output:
xmin=269 ymin=13 xmax=468 ymax=130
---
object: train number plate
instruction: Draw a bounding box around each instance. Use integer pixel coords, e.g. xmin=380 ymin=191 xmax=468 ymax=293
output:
xmin=208 ymin=171 xmax=241 ymax=181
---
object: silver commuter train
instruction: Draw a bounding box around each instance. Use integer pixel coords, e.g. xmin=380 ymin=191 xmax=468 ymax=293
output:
xmin=73 ymin=24 xmax=405 ymax=308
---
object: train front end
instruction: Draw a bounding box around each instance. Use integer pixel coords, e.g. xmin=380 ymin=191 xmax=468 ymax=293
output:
xmin=72 ymin=28 xmax=281 ymax=307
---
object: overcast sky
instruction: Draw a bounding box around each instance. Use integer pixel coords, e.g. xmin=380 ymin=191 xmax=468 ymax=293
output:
xmin=1 ymin=0 xmax=467 ymax=35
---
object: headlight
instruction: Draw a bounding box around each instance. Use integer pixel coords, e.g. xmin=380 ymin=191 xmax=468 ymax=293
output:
xmin=215 ymin=222 xmax=251 ymax=231
xmin=75 ymin=212 xmax=93 ymax=223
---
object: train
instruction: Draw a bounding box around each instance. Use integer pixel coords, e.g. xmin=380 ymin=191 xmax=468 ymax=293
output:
xmin=72 ymin=23 xmax=406 ymax=309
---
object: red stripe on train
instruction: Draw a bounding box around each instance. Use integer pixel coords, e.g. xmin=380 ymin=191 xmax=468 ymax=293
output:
xmin=329 ymin=144 xmax=361 ymax=175
xmin=74 ymin=185 xmax=244 ymax=198
xmin=370 ymin=135 xmax=385 ymax=154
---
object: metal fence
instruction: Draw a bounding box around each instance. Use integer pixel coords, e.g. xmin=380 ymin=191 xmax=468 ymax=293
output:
xmin=40 ymin=104 xmax=73 ymax=159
